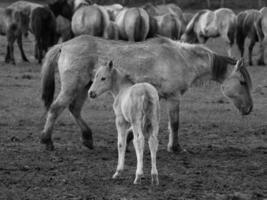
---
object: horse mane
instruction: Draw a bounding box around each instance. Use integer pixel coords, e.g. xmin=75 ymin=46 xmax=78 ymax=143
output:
xmin=185 ymin=9 xmax=208 ymax=34
xmin=211 ymin=53 xmax=236 ymax=82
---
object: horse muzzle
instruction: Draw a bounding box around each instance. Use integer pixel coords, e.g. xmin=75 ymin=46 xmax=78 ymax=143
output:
xmin=89 ymin=91 xmax=97 ymax=99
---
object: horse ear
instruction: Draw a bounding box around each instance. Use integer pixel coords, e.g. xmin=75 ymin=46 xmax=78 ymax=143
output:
xmin=108 ymin=60 xmax=113 ymax=70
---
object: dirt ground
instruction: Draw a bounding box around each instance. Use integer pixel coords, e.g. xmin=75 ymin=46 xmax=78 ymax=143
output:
xmin=0 ymin=20 xmax=267 ymax=200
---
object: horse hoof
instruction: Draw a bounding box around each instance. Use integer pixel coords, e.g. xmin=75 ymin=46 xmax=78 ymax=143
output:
xmin=40 ymin=136 xmax=54 ymax=151
xmin=82 ymin=139 xmax=94 ymax=149
xmin=167 ymin=144 xmax=185 ymax=154
xmin=133 ymin=174 xmax=143 ymax=185
xmin=249 ymin=61 xmax=253 ymax=66
xmin=112 ymin=170 xmax=123 ymax=179
xmin=151 ymin=174 xmax=159 ymax=186
xmin=257 ymin=60 xmax=265 ymax=66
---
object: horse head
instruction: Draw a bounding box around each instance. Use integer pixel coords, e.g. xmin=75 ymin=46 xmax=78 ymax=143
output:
xmin=89 ymin=61 xmax=114 ymax=99
xmin=220 ymin=58 xmax=253 ymax=115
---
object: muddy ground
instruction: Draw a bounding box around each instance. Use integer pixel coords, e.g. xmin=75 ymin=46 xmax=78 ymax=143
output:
xmin=0 ymin=17 xmax=267 ymax=200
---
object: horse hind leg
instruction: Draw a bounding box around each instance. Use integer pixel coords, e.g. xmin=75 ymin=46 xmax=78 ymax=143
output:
xmin=148 ymin=121 xmax=159 ymax=185
xmin=17 ymin=33 xmax=29 ymax=62
xmin=258 ymin=40 xmax=265 ymax=66
xmin=112 ymin=116 xmax=128 ymax=179
xmin=68 ymin=88 xmax=93 ymax=149
xmin=132 ymin=123 xmax=144 ymax=184
xmin=41 ymin=91 xmax=74 ymax=150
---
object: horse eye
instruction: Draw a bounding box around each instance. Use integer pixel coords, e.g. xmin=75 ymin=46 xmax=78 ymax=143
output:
xmin=101 ymin=77 xmax=106 ymax=81
xmin=240 ymin=81 xmax=246 ymax=86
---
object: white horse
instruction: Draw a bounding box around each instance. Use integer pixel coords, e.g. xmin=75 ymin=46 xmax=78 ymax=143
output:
xmin=89 ymin=61 xmax=160 ymax=185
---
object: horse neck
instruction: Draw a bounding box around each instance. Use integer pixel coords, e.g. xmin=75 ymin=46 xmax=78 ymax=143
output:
xmin=110 ymin=69 xmax=133 ymax=97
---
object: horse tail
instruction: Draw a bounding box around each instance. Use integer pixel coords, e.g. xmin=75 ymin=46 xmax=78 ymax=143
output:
xmin=41 ymin=44 xmax=62 ymax=111
xmin=140 ymin=94 xmax=152 ymax=135
xmin=227 ymin=15 xmax=237 ymax=45
xmin=255 ymin=15 xmax=264 ymax=42
xmin=134 ymin=9 xmax=147 ymax=41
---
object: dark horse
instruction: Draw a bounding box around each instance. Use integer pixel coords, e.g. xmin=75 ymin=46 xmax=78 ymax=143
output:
xmin=31 ymin=7 xmax=57 ymax=63
xmin=48 ymin=0 xmax=73 ymax=20
xmin=236 ymin=9 xmax=265 ymax=66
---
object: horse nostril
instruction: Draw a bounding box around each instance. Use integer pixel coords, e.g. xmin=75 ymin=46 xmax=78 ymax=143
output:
xmin=89 ymin=91 xmax=96 ymax=98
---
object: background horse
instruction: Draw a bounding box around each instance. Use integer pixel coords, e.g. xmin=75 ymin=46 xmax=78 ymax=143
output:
xmin=40 ymin=35 xmax=253 ymax=153
xmin=236 ymin=9 xmax=265 ymax=65
xmin=71 ymin=4 xmax=110 ymax=37
xmin=114 ymin=7 xmax=149 ymax=41
xmin=181 ymin=8 xmax=237 ymax=57
xmin=56 ymin=15 xmax=73 ymax=42
xmin=31 ymin=7 xmax=57 ymax=63
xmin=89 ymin=61 xmax=160 ymax=185
xmin=0 ymin=7 xmax=29 ymax=64
xmin=48 ymin=0 xmax=73 ymax=21
xmin=148 ymin=13 xmax=185 ymax=40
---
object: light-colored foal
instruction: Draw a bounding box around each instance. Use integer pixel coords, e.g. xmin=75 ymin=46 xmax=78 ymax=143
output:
xmin=89 ymin=61 xmax=160 ymax=185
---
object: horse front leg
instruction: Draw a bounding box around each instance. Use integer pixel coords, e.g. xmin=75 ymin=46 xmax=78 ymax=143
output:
xmin=248 ymin=38 xmax=256 ymax=66
xmin=69 ymin=88 xmax=93 ymax=149
xmin=258 ymin=40 xmax=265 ymax=66
xmin=17 ymin=33 xmax=29 ymax=62
xmin=166 ymin=99 xmax=184 ymax=153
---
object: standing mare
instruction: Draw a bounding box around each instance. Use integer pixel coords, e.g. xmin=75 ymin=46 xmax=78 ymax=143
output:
xmin=0 ymin=7 xmax=29 ymax=64
xmin=181 ymin=8 xmax=237 ymax=57
xmin=236 ymin=10 xmax=265 ymax=65
xmin=40 ymin=35 xmax=253 ymax=152
xmin=89 ymin=61 xmax=160 ymax=185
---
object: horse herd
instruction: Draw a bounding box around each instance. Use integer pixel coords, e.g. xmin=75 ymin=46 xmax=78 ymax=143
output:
xmin=1 ymin=0 xmax=263 ymax=185
xmin=1 ymin=0 xmax=267 ymax=65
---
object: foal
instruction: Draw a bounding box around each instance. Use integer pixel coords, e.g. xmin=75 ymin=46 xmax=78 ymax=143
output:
xmin=89 ymin=61 xmax=160 ymax=185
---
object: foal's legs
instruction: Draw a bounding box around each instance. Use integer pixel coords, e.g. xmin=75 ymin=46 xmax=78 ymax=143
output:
xmin=69 ymin=88 xmax=93 ymax=149
xmin=166 ymin=99 xmax=183 ymax=153
xmin=132 ymin=123 xmax=144 ymax=184
xmin=149 ymin=122 xmax=159 ymax=185
xmin=41 ymin=91 xmax=74 ymax=150
xmin=112 ymin=116 xmax=128 ymax=179
xmin=17 ymin=33 xmax=29 ymax=62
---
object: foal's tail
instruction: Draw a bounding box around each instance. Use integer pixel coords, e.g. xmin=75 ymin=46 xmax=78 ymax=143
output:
xmin=141 ymin=91 xmax=159 ymax=136
xmin=41 ymin=44 xmax=62 ymax=111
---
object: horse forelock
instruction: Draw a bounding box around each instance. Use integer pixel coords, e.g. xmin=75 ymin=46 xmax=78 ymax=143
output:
xmin=211 ymin=53 xmax=237 ymax=82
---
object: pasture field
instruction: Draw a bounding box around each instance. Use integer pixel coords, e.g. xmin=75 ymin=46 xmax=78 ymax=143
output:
xmin=0 ymin=18 xmax=267 ymax=200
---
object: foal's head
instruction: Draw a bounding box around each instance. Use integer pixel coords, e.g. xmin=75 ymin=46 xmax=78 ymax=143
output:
xmin=89 ymin=61 xmax=114 ymax=99
xmin=221 ymin=59 xmax=253 ymax=115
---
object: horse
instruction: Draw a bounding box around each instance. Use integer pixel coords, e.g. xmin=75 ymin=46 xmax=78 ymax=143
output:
xmin=48 ymin=0 xmax=73 ymax=21
xmin=103 ymin=21 xmax=119 ymax=40
xmin=143 ymin=3 xmax=183 ymax=19
xmin=31 ymin=7 xmax=57 ymax=64
xmin=183 ymin=12 xmax=194 ymax=26
xmin=71 ymin=4 xmax=111 ymax=37
xmin=89 ymin=61 xmax=160 ymax=185
xmin=181 ymin=8 xmax=237 ymax=57
xmin=148 ymin=13 xmax=185 ymax=40
xmin=236 ymin=9 xmax=265 ymax=65
xmin=113 ymin=7 xmax=149 ymax=41
xmin=40 ymin=35 xmax=253 ymax=153
xmin=0 ymin=7 xmax=29 ymax=64
xmin=56 ymin=15 xmax=73 ymax=42
xmin=8 ymin=1 xmax=42 ymax=18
